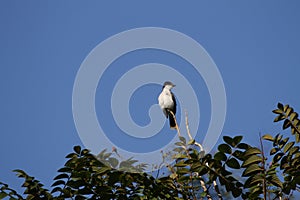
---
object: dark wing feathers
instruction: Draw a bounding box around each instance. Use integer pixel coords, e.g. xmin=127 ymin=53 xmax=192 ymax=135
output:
xmin=171 ymin=92 xmax=176 ymax=114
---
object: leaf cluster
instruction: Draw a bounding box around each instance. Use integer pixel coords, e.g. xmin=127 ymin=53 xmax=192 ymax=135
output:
xmin=1 ymin=102 xmax=299 ymax=200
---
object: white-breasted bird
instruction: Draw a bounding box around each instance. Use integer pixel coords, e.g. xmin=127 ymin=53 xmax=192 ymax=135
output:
xmin=158 ymin=81 xmax=177 ymax=129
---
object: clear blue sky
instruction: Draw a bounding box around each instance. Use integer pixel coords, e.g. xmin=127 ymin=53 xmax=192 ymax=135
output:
xmin=1 ymin=1 xmax=299 ymax=196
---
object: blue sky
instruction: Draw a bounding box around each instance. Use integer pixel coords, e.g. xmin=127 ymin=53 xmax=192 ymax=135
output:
xmin=1 ymin=1 xmax=300 ymax=196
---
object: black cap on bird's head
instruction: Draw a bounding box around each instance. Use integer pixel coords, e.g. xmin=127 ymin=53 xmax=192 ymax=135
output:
xmin=163 ymin=81 xmax=176 ymax=88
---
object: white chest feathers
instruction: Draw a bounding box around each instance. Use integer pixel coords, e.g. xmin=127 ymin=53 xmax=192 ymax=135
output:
xmin=158 ymin=89 xmax=174 ymax=109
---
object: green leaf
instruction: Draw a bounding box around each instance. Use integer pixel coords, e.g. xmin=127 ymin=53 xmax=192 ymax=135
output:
xmin=291 ymin=127 xmax=296 ymax=135
xmin=274 ymin=133 xmax=283 ymax=144
xmin=273 ymin=152 xmax=284 ymax=163
xmin=233 ymin=150 xmax=244 ymax=161
xmin=280 ymin=156 xmax=289 ymax=169
xmin=173 ymin=153 xmax=188 ymax=159
xmin=81 ymin=149 xmax=90 ymax=155
xmin=284 ymin=175 xmax=292 ymax=182
xmin=242 ymin=155 xmax=262 ymax=167
xmin=199 ymin=191 xmax=207 ymax=198
xmin=67 ymin=180 xmax=85 ymax=189
xmin=51 ymin=180 xmax=65 ymax=187
xmin=226 ymin=158 xmax=240 ymax=169
xmin=173 ymin=147 xmax=184 ymax=153
xmin=26 ymin=195 xmax=35 ymax=200
xmin=233 ymin=136 xmax=243 ymax=146
xmin=237 ymin=143 xmax=249 ymax=150
xmin=270 ymin=148 xmax=279 ymax=155
xmin=220 ymin=168 xmax=232 ymax=176
xmin=274 ymin=115 xmax=285 ymax=122
xmin=174 ymin=161 xmax=187 ymax=167
xmin=283 ymin=119 xmax=291 ymax=130
xmin=176 ymin=168 xmax=190 ymax=175
xmin=294 ymin=118 xmax=300 ymax=126
xmin=262 ymin=134 xmax=274 ymax=141
xmin=268 ymin=175 xmax=283 ymax=188
xmin=218 ymin=143 xmax=232 ymax=154
xmin=223 ymin=136 xmax=233 ymax=146
xmin=290 ymin=112 xmax=298 ymax=121
xmin=273 ymin=109 xmax=283 ymax=114
xmin=179 ymin=136 xmax=186 ymax=144
xmin=51 ymin=187 xmax=62 ymax=194
xmin=242 ymin=164 xmax=262 ymax=177
xmin=190 ymin=161 xmax=202 ymax=170
xmin=108 ymin=157 xmax=119 ymax=168
xmin=288 ymin=146 xmax=299 ymax=156
xmin=74 ymin=146 xmax=81 ymax=154
xmin=286 ymin=107 xmax=293 ymax=116
xmin=54 ymin=173 xmax=69 ymax=180
xmin=279 ymin=137 xmax=289 ymax=148
xmin=283 ymin=104 xmax=289 ymax=112
xmin=196 ymin=166 xmax=208 ymax=176
xmin=244 ymin=174 xmax=263 ymax=188
xmin=277 ymin=102 xmax=284 ymax=110
xmin=65 ymin=153 xmax=77 ymax=158
xmin=57 ymin=167 xmax=71 ymax=173
xmin=296 ymin=133 xmax=300 ymax=143
xmin=243 ymin=147 xmax=261 ymax=157
xmin=174 ymin=142 xmax=184 ymax=147
xmin=0 ymin=193 xmax=8 ymax=199
xmin=232 ymin=188 xmax=242 ymax=198
xmin=13 ymin=169 xmax=27 ymax=178
xmin=214 ymin=152 xmax=227 ymax=161
xmin=178 ymin=175 xmax=190 ymax=182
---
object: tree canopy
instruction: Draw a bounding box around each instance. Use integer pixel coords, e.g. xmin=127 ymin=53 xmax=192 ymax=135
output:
xmin=1 ymin=103 xmax=299 ymax=200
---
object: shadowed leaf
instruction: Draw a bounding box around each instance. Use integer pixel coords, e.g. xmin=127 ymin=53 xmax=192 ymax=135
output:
xmin=277 ymin=102 xmax=284 ymax=110
xmin=268 ymin=175 xmax=283 ymax=188
xmin=237 ymin=143 xmax=249 ymax=150
xmin=51 ymin=180 xmax=65 ymax=187
xmin=242 ymin=155 xmax=262 ymax=167
xmin=242 ymin=164 xmax=262 ymax=177
xmin=218 ymin=144 xmax=232 ymax=154
xmin=223 ymin=136 xmax=233 ymax=147
xmin=226 ymin=158 xmax=240 ymax=169
xmin=283 ymin=119 xmax=291 ymax=130
xmin=262 ymin=134 xmax=274 ymax=141
xmin=54 ymin=173 xmax=69 ymax=180
xmin=214 ymin=152 xmax=227 ymax=161
xmin=233 ymin=136 xmax=243 ymax=146
xmin=273 ymin=152 xmax=284 ymax=163
xmin=74 ymin=146 xmax=81 ymax=154
xmin=243 ymin=147 xmax=261 ymax=157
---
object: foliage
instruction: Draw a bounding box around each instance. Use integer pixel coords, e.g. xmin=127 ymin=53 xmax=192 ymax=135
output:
xmin=1 ymin=103 xmax=299 ymax=199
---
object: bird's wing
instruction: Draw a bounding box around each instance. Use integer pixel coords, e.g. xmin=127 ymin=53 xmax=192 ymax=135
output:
xmin=171 ymin=92 xmax=177 ymax=114
xmin=163 ymin=108 xmax=168 ymax=118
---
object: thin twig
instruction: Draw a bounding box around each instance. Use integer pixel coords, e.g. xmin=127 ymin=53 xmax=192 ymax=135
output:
xmin=259 ymin=132 xmax=267 ymax=200
xmin=199 ymin=176 xmax=212 ymax=200
xmin=185 ymin=110 xmax=204 ymax=152
xmin=169 ymin=110 xmax=181 ymax=137
xmin=213 ymin=180 xmax=223 ymax=200
xmin=185 ymin=110 xmax=212 ymax=199
xmin=185 ymin=110 xmax=193 ymax=140
xmin=204 ymin=162 xmax=222 ymax=200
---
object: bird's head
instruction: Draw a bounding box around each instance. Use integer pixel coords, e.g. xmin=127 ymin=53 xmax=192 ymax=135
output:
xmin=163 ymin=81 xmax=176 ymax=90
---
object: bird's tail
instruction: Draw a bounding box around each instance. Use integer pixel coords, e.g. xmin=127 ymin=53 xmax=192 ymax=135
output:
xmin=168 ymin=111 xmax=176 ymax=129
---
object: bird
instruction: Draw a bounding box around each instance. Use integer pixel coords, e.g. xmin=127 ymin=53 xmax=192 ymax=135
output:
xmin=158 ymin=81 xmax=177 ymax=129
